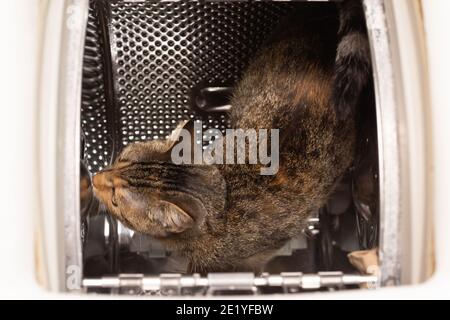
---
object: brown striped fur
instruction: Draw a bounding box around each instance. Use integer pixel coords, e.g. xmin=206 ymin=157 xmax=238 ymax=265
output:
xmin=92 ymin=3 xmax=370 ymax=273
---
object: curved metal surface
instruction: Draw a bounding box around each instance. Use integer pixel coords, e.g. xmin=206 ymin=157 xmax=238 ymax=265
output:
xmin=364 ymin=0 xmax=403 ymax=286
xmin=58 ymin=0 xmax=89 ymax=291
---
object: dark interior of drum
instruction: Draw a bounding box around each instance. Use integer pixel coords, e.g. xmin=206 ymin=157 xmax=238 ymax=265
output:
xmin=80 ymin=0 xmax=379 ymax=295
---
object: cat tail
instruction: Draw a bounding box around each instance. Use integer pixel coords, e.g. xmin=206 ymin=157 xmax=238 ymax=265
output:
xmin=333 ymin=0 xmax=372 ymax=120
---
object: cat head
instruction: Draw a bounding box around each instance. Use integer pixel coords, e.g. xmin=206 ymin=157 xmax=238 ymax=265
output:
xmin=92 ymin=120 xmax=226 ymax=239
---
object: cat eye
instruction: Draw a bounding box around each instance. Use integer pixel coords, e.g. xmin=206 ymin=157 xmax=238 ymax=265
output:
xmin=111 ymin=187 xmax=118 ymax=207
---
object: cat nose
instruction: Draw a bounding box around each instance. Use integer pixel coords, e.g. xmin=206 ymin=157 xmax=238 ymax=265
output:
xmin=92 ymin=171 xmax=114 ymax=190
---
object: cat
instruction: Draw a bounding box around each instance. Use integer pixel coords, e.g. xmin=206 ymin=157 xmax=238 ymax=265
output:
xmin=92 ymin=1 xmax=372 ymax=273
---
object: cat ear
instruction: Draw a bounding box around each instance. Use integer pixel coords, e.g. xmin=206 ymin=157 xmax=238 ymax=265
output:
xmin=154 ymin=195 xmax=207 ymax=235
xmin=168 ymin=120 xmax=195 ymax=144
xmin=167 ymin=120 xmax=202 ymax=164
xmin=156 ymin=201 xmax=195 ymax=234
xmin=159 ymin=192 xmax=208 ymax=229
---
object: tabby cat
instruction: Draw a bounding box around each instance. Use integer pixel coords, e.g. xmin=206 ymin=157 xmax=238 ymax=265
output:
xmin=92 ymin=1 xmax=372 ymax=273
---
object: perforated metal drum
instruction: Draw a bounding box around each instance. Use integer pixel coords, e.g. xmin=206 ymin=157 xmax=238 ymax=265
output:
xmin=80 ymin=0 xmax=379 ymax=289
xmin=81 ymin=1 xmax=296 ymax=173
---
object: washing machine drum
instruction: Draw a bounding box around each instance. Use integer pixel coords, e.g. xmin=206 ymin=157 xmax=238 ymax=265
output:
xmin=81 ymin=1 xmax=296 ymax=173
